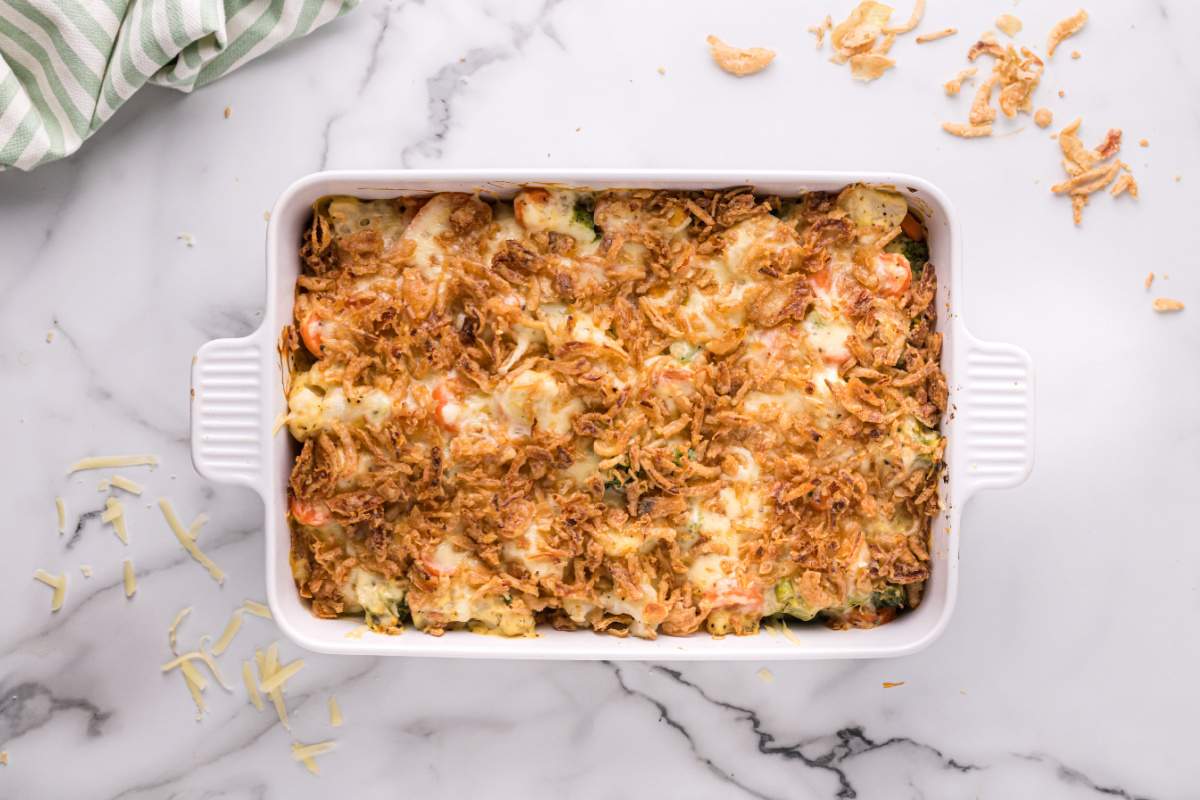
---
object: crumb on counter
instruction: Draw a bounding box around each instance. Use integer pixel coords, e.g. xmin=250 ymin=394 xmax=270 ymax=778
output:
xmin=223 ymin=106 xmax=232 ymax=119
xmin=1034 ymin=108 xmax=1053 ymax=128
xmin=757 ymin=667 xmax=775 ymax=683
xmin=882 ymin=681 xmax=906 ymax=688
xmin=1144 ymin=272 xmax=1154 ymax=290
xmin=1139 ymin=138 xmax=1148 ymax=147
xmin=656 ymin=66 xmax=665 ymax=76
xmin=177 ymin=233 xmax=196 ymax=247
xmin=1070 ymin=50 xmax=1081 ymax=59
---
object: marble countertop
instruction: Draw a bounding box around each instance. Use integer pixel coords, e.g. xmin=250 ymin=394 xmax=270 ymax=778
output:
xmin=2 ymin=0 xmax=1198 ymax=797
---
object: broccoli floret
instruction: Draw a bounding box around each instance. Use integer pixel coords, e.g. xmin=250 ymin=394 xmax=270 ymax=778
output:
xmin=572 ymin=199 xmax=597 ymax=239
xmin=874 ymin=583 xmax=907 ymax=608
xmin=773 ymin=579 xmax=820 ymax=621
xmin=886 ymin=234 xmax=929 ymax=275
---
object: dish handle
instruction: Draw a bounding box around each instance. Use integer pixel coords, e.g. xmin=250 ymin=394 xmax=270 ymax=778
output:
xmin=189 ymin=329 xmax=270 ymax=492
xmin=955 ymin=335 xmax=1035 ymax=495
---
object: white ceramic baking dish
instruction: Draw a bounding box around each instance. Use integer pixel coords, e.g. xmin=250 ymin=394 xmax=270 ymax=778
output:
xmin=190 ymin=170 xmax=1033 ymax=660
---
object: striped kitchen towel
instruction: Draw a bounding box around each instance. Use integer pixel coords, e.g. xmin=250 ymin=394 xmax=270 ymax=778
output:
xmin=0 ymin=0 xmax=356 ymax=171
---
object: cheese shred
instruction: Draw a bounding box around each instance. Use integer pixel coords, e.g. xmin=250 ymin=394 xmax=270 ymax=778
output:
xmin=243 ymin=599 xmax=273 ymax=619
xmin=68 ymin=454 xmax=159 ymax=474
xmin=55 ymin=497 xmax=66 ymax=534
xmin=328 ymin=695 xmax=343 ymax=727
xmin=258 ymin=659 xmax=305 ymax=694
xmin=158 ymin=499 xmax=225 ymax=583
xmin=168 ymin=607 xmax=192 ymax=654
xmin=180 ymin=658 xmax=208 ymax=691
xmin=243 ymin=661 xmax=265 ymax=711
xmin=109 ymin=475 xmax=144 ymax=495
xmin=181 ymin=669 xmax=206 ymax=719
xmin=103 ymin=497 xmax=129 ymax=545
xmin=33 ymin=569 xmax=67 ymax=612
xmin=162 ymin=642 xmax=234 ymax=692
xmin=212 ymin=610 xmax=244 ymax=656
xmin=259 ymin=643 xmax=290 ymax=730
xmin=122 ymin=559 xmax=136 ymax=598
xmin=291 ymin=740 xmax=336 ymax=775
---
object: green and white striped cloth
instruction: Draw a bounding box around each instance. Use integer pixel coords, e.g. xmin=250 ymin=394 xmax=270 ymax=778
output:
xmin=0 ymin=0 xmax=357 ymax=170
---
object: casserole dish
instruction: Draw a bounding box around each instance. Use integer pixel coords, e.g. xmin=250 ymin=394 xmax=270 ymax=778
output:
xmin=190 ymin=170 xmax=1034 ymax=660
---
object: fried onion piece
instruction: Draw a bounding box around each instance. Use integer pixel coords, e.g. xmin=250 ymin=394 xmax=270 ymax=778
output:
xmin=1152 ymin=298 xmax=1184 ymax=312
xmin=830 ymin=1 xmax=893 ymax=63
xmin=967 ymin=31 xmax=1004 ymax=61
xmin=968 ymin=74 xmax=999 ymax=125
xmin=943 ymin=66 xmax=977 ymax=96
xmin=941 ymin=122 xmax=992 ymax=138
xmin=1110 ymin=172 xmax=1139 ymax=198
xmin=850 ymin=53 xmax=895 ymax=81
xmin=706 ymin=35 xmax=776 ymax=76
xmin=1034 ymin=108 xmax=1053 ymax=128
xmin=995 ymin=14 xmax=1022 ymax=37
xmin=809 ymin=15 xmax=833 ymax=48
xmin=916 ymin=28 xmax=956 ymax=44
xmin=1047 ymin=9 xmax=1088 ymax=57
xmin=883 ymin=0 xmax=924 ymax=34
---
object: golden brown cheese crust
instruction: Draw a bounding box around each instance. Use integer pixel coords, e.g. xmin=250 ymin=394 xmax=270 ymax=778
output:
xmin=284 ymin=186 xmax=946 ymax=639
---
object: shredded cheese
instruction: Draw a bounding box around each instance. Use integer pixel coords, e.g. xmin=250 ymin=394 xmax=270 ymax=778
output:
xmin=0 ymin=751 xmax=7 ymax=765
xmin=188 ymin=513 xmax=209 ymax=540
xmin=103 ymin=497 xmax=129 ymax=545
xmin=122 ymin=559 xmax=136 ymax=598
xmin=180 ymin=658 xmax=208 ymax=691
xmin=243 ymin=661 xmax=265 ymax=711
xmin=756 ymin=667 xmax=775 ymax=683
xmin=181 ymin=669 xmax=206 ymax=719
xmin=97 ymin=479 xmax=110 ymax=492
xmin=344 ymin=624 xmax=368 ymax=639
xmin=777 ymin=618 xmax=801 ymax=645
xmin=258 ymin=659 xmax=305 ymax=694
xmin=291 ymin=740 xmax=336 ymax=775
xmin=168 ymin=607 xmax=192 ymax=654
xmin=68 ymin=454 xmax=158 ymax=474
xmin=243 ymin=599 xmax=273 ymax=619
xmin=328 ymin=695 xmax=343 ymax=727
xmin=79 ymin=565 xmax=93 ymax=578
xmin=109 ymin=475 xmax=144 ymax=495
xmin=162 ymin=642 xmax=233 ymax=692
xmin=33 ymin=569 xmax=66 ymax=612
xmin=260 ymin=643 xmax=290 ymax=730
xmin=272 ymin=412 xmax=288 ymax=436
xmin=158 ymin=499 xmax=224 ymax=583
xmin=212 ymin=610 xmax=244 ymax=656
xmin=55 ymin=497 xmax=65 ymax=533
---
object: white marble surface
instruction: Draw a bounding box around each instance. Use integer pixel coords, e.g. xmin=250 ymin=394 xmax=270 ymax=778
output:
xmin=2 ymin=0 xmax=1199 ymax=797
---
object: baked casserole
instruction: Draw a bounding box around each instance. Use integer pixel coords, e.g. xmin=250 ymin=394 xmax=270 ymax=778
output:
xmin=283 ymin=184 xmax=946 ymax=639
